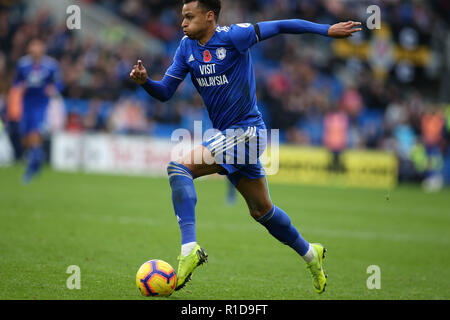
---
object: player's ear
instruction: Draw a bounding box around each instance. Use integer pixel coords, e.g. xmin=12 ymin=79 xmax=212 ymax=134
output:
xmin=206 ymin=10 xmax=215 ymax=23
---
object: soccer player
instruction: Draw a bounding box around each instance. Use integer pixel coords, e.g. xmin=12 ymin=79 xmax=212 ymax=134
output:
xmin=12 ymin=38 xmax=62 ymax=183
xmin=130 ymin=0 xmax=361 ymax=294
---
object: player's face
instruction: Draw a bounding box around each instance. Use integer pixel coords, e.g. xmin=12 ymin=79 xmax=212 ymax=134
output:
xmin=181 ymin=1 xmax=214 ymax=40
xmin=28 ymin=40 xmax=46 ymax=61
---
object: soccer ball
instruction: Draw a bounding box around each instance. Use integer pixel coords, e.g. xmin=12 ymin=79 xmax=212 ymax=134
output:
xmin=136 ymin=259 xmax=177 ymax=297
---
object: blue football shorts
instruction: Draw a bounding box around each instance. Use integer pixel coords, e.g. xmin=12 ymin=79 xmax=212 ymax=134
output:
xmin=20 ymin=105 xmax=48 ymax=136
xmin=202 ymin=125 xmax=267 ymax=187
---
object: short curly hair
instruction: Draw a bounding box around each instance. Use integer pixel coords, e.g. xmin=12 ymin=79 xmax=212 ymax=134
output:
xmin=183 ymin=0 xmax=221 ymax=22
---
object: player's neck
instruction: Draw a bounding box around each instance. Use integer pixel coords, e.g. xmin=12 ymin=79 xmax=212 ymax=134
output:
xmin=198 ymin=24 xmax=217 ymax=46
xmin=31 ymin=56 xmax=43 ymax=64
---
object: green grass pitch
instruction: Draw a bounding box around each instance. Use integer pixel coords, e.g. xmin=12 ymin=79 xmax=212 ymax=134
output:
xmin=0 ymin=165 xmax=449 ymax=300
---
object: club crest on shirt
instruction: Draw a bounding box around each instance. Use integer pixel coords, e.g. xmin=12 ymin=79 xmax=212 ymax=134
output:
xmin=216 ymin=47 xmax=227 ymax=60
xmin=203 ymin=50 xmax=212 ymax=63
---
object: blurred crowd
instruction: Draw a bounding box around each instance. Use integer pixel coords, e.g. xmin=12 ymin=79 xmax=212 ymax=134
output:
xmin=0 ymin=0 xmax=449 ymax=185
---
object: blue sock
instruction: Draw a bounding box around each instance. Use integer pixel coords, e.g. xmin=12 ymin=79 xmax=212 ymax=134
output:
xmin=167 ymin=162 xmax=197 ymax=245
xmin=256 ymin=205 xmax=310 ymax=256
xmin=226 ymin=180 xmax=237 ymax=205
xmin=24 ymin=146 xmax=44 ymax=182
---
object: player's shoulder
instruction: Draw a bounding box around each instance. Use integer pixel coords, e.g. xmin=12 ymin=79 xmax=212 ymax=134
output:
xmin=17 ymin=55 xmax=33 ymax=68
xmin=176 ymin=35 xmax=191 ymax=52
xmin=215 ymin=23 xmax=257 ymax=42
xmin=42 ymin=55 xmax=60 ymax=69
xmin=216 ymin=23 xmax=253 ymax=33
xmin=181 ymin=35 xmax=189 ymax=43
xmin=231 ymin=23 xmax=254 ymax=29
xmin=223 ymin=23 xmax=255 ymax=33
xmin=208 ymin=25 xmax=228 ymax=45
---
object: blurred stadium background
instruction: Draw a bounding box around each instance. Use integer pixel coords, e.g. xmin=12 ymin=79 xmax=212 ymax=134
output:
xmin=0 ymin=0 xmax=449 ymax=190
xmin=0 ymin=0 xmax=450 ymax=300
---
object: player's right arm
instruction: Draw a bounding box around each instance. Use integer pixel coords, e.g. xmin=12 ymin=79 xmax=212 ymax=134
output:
xmin=130 ymin=60 xmax=182 ymax=102
xmin=130 ymin=40 xmax=189 ymax=102
xmin=12 ymin=59 xmax=26 ymax=88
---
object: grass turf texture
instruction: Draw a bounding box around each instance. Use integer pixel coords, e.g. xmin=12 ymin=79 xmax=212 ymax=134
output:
xmin=0 ymin=165 xmax=449 ymax=300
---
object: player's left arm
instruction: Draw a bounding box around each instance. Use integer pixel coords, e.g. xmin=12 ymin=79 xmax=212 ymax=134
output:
xmin=230 ymin=20 xmax=361 ymax=53
xmin=256 ymin=19 xmax=362 ymax=41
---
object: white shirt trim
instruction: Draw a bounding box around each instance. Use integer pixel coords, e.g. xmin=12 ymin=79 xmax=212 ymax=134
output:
xmin=165 ymin=73 xmax=184 ymax=81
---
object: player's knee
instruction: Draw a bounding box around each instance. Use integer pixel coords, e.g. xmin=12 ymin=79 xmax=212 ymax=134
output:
xmin=28 ymin=132 xmax=42 ymax=146
xmin=249 ymin=202 xmax=273 ymax=220
xmin=168 ymin=159 xmax=199 ymax=177
xmin=167 ymin=161 xmax=194 ymax=180
xmin=167 ymin=162 xmax=197 ymax=203
xmin=249 ymin=209 xmax=264 ymax=219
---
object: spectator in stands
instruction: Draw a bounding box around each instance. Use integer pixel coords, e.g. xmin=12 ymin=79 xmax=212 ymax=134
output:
xmin=323 ymin=106 xmax=348 ymax=172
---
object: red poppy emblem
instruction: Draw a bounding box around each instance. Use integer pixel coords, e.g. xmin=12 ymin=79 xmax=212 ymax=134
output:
xmin=203 ymin=50 xmax=212 ymax=63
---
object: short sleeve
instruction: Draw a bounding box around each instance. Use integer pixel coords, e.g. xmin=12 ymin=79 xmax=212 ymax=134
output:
xmin=229 ymin=23 xmax=259 ymax=54
xmin=165 ymin=39 xmax=189 ymax=81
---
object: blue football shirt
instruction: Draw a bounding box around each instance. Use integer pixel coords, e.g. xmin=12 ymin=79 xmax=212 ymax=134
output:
xmin=14 ymin=55 xmax=62 ymax=110
xmin=165 ymin=24 xmax=265 ymax=131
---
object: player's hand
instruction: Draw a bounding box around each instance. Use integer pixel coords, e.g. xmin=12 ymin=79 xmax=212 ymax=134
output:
xmin=45 ymin=84 xmax=58 ymax=97
xmin=328 ymin=21 xmax=362 ymax=38
xmin=130 ymin=60 xmax=148 ymax=85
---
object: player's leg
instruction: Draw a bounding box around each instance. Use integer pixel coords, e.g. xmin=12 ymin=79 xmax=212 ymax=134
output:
xmin=226 ymin=179 xmax=237 ymax=205
xmin=22 ymin=104 xmax=49 ymax=183
xmin=235 ymin=176 xmax=313 ymax=258
xmin=23 ymin=131 xmax=45 ymax=183
xmin=21 ymin=106 xmax=47 ymax=183
xmin=168 ymin=145 xmax=223 ymax=254
xmin=167 ymin=145 xmax=224 ymax=290
xmin=235 ymin=175 xmax=327 ymax=293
